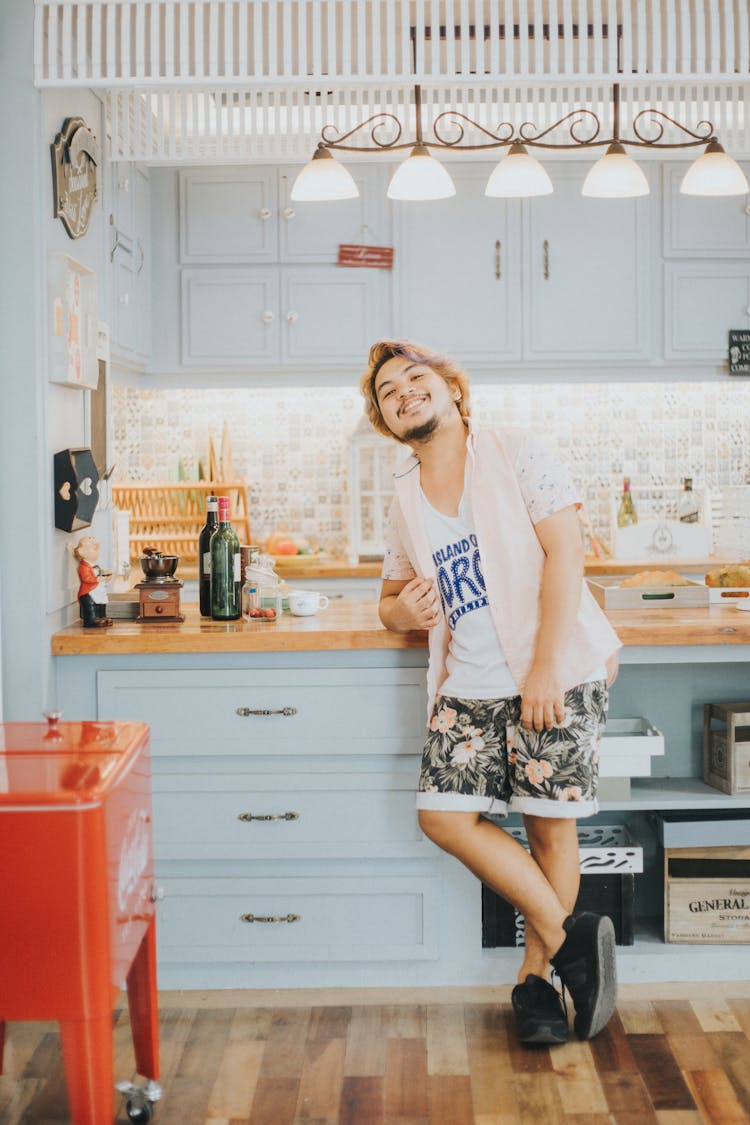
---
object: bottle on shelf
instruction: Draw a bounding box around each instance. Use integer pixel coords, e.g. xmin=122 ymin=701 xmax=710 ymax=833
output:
xmin=678 ymin=477 xmax=700 ymax=524
xmin=210 ymin=496 xmax=241 ymax=621
xmin=617 ymin=477 xmax=638 ymax=527
xmin=198 ymin=494 xmax=218 ymax=617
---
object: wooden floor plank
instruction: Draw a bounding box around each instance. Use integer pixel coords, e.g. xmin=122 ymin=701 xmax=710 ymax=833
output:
xmin=512 ymin=1072 xmax=566 ymax=1124
xmin=667 ymin=1032 xmax=721 ymax=1071
xmin=205 ymin=1037 xmax=265 ymax=1119
xmin=343 ymin=1006 xmax=387 ymax=1077
xmin=653 ymin=1000 xmax=705 ymax=1038
xmin=549 ymin=1039 xmax=609 ymax=1116
xmin=294 ymin=1038 xmax=346 ymax=1120
xmin=684 ymin=1067 xmax=749 ymax=1124
xmin=599 ymin=1070 xmax=658 ymax=1122
xmin=628 ymin=1034 xmax=697 ymax=1112
xmin=427 ymin=1074 xmax=474 ymax=1125
xmin=248 ymin=1076 xmax=300 ymax=1125
xmin=307 ymin=1006 xmax=352 ymax=1043
xmin=338 ymin=1075 xmax=384 ymax=1125
xmin=259 ymin=1008 xmax=312 ymax=1080
xmin=466 ymin=1035 xmax=517 ymax=1118
xmin=618 ymin=1001 xmax=664 ymax=1035
xmin=707 ymin=1030 xmax=750 ymax=1117
xmin=425 ymin=1004 xmax=469 ymax=1076
xmin=384 ymin=1038 xmax=429 ymax=1118
xmin=690 ymin=999 xmax=743 ymax=1034
xmin=587 ymin=1011 xmax=639 ymax=1074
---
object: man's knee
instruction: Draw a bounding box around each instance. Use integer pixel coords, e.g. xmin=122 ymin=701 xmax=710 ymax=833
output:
xmin=524 ymin=814 xmax=577 ymax=849
xmin=417 ymin=808 xmax=478 ymax=847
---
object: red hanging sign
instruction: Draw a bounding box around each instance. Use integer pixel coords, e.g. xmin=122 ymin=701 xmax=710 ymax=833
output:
xmin=337 ymin=244 xmax=395 ymax=269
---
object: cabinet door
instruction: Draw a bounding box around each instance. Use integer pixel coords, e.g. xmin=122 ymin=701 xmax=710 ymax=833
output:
xmin=663 ymin=163 xmax=750 ymax=257
xmin=112 ymin=252 xmax=137 ymax=360
xmin=280 ymin=266 xmax=385 ymax=363
xmin=278 ymin=165 xmax=386 ymax=263
xmin=111 ymin=160 xmax=135 ymax=242
xmin=524 ymin=164 xmax=650 ymax=361
xmin=395 ymin=168 xmax=522 ymax=361
xmin=665 ymin=261 xmax=750 ymax=359
xmin=179 ymin=168 xmax=278 ymax=262
xmin=134 ymin=165 xmax=151 ymax=363
xmin=181 ymin=267 xmax=279 ymax=365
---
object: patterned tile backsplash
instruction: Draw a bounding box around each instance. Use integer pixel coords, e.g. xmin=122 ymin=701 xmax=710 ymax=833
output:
xmin=111 ymin=381 xmax=750 ymax=558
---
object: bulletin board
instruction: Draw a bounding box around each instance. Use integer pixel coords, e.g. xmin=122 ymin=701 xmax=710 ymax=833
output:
xmin=48 ymin=254 xmax=99 ymax=389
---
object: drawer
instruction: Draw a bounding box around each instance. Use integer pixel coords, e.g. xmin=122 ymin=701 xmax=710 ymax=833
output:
xmin=152 ymin=767 xmax=429 ymax=859
xmin=156 ymin=874 xmax=440 ymax=963
xmin=98 ymin=668 xmax=426 ymax=757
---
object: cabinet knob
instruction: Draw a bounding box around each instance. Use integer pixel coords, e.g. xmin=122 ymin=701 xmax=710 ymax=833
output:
xmin=282 ymin=206 xmax=295 ymax=220
xmin=286 ymin=311 xmax=299 ymax=324
xmin=745 ymin=205 xmax=750 ymax=216
xmin=258 ymin=208 xmax=271 ymax=220
xmin=119 ymin=292 xmax=130 ymax=306
xmin=262 ymin=310 xmax=275 ymax=324
xmin=746 ymin=306 xmax=750 ymax=317
xmin=118 ymin=177 xmax=130 ymax=192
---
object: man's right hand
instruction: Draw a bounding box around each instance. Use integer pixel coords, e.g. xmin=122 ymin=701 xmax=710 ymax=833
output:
xmin=380 ymin=577 xmax=443 ymax=632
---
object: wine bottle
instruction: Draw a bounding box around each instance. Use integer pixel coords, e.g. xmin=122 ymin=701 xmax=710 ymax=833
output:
xmin=198 ymin=494 xmax=218 ymax=617
xmin=678 ymin=477 xmax=700 ymax=524
xmin=210 ymin=496 xmax=241 ymax=620
xmin=617 ymin=477 xmax=638 ymax=527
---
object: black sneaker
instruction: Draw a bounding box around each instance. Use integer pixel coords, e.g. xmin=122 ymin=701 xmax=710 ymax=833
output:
xmin=551 ymin=912 xmax=617 ymax=1041
xmin=511 ymin=974 xmax=569 ymax=1045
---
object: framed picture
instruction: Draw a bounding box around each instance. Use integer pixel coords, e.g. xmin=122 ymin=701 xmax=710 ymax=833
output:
xmin=48 ymin=254 xmax=99 ymax=389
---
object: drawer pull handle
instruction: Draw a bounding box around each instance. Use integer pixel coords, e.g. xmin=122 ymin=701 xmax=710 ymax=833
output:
xmin=240 ymin=912 xmax=301 ymax=924
xmin=238 ymin=811 xmax=300 ymax=822
xmin=235 ymin=706 xmax=298 ymax=717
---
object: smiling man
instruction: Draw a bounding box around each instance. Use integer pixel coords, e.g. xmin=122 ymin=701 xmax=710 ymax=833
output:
xmin=360 ymin=339 xmax=622 ymax=1045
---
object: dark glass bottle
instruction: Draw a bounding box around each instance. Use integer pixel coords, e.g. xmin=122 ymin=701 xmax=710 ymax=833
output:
xmin=198 ymin=494 xmax=218 ymax=617
xmin=210 ymin=497 xmax=241 ymax=620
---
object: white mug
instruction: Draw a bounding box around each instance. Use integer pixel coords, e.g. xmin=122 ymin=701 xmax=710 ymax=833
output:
xmin=288 ymin=590 xmax=329 ymax=616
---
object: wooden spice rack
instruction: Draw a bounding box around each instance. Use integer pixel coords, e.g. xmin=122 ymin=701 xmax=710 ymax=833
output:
xmin=112 ymin=481 xmax=251 ymax=565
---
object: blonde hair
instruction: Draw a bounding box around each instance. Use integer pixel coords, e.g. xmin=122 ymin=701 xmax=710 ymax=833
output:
xmin=359 ymin=338 xmax=471 ymax=441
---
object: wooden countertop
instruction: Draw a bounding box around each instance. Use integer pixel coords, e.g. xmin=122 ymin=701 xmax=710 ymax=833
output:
xmin=51 ymin=599 xmax=750 ymax=656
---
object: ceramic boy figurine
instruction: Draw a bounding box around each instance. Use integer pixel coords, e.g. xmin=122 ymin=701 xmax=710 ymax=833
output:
xmin=73 ymin=535 xmax=113 ymax=628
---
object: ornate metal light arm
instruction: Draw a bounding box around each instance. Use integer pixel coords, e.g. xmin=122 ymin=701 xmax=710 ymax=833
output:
xmin=313 ymin=82 xmax=717 ymax=156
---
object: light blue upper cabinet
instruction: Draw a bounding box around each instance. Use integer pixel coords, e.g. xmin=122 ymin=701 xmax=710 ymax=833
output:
xmin=663 ymin=163 xmax=750 ymax=257
xmin=523 ymin=163 xmax=651 ymax=363
xmin=278 ymin=165 xmax=383 ymax=263
xmin=393 ymin=167 xmax=522 ymax=363
xmin=109 ymin=161 xmax=151 ymax=370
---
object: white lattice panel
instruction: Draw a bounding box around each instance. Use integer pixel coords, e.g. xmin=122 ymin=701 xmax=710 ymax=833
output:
xmin=34 ymin=1 xmax=750 ymax=87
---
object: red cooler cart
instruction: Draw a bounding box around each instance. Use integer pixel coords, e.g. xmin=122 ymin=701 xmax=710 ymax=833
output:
xmin=0 ymin=715 xmax=161 ymax=1123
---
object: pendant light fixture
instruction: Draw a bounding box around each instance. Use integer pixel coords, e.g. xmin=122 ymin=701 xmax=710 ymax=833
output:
xmin=291 ymin=84 xmax=748 ymax=203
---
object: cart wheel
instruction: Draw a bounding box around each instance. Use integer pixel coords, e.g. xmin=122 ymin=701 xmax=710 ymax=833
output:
xmin=126 ymin=1099 xmax=153 ymax=1123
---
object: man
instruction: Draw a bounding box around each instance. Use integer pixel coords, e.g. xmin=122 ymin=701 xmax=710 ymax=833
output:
xmin=360 ymin=339 xmax=622 ymax=1045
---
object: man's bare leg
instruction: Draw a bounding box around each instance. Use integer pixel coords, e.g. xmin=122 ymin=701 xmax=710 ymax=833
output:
xmin=417 ymin=809 xmax=568 ymax=957
xmin=517 ymin=816 xmax=581 ymax=983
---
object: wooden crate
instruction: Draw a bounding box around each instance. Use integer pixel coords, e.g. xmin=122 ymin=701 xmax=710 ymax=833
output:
xmin=112 ymin=481 xmax=251 ymax=565
xmin=663 ymin=845 xmax=750 ymax=943
xmin=703 ymin=701 xmax=750 ymax=795
xmin=587 ymin=576 xmax=709 ymax=610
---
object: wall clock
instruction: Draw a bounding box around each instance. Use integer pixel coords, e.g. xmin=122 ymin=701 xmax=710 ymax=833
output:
xmin=51 ymin=117 xmax=99 ymax=239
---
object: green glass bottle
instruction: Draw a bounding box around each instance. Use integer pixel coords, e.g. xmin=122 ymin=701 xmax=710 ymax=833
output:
xmin=210 ymin=496 xmax=241 ymax=620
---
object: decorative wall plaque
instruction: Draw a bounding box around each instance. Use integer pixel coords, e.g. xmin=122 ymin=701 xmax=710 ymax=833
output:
xmin=51 ymin=117 xmax=100 ymax=239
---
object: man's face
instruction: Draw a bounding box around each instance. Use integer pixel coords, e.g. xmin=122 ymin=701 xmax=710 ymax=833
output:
xmin=374 ymin=356 xmax=460 ymax=444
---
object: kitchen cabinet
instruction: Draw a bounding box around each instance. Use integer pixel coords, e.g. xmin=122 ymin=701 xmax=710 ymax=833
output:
xmin=664 ymin=261 xmax=750 ymax=360
xmin=523 ymin=164 xmax=651 ymax=362
xmin=94 ymin=664 xmax=442 ymax=983
xmin=158 ymin=163 xmax=391 ymax=369
xmin=395 ymin=161 xmax=650 ymax=366
xmin=393 ymin=169 xmax=522 ymax=362
xmin=662 ymin=162 xmax=750 ymax=257
xmin=180 ymin=264 xmax=387 ymax=366
xmin=109 ymin=162 xmax=151 ymax=369
xmin=662 ymin=162 xmax=750 ymax=362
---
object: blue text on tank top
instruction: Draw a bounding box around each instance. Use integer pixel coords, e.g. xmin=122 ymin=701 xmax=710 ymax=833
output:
xmin=432 ymin=536 xmax=488 ymax=629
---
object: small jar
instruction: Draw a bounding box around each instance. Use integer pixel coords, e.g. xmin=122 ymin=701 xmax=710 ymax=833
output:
xmin=241 ymin=571 xmax=261 ymax=621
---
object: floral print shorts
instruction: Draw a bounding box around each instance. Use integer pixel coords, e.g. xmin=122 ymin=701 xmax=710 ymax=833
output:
xmin=416 ymin=680 xmax=608 ymax=818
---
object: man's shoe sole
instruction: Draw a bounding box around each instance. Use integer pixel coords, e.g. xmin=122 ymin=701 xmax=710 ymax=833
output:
xmin=517 ymin=1021 xmax=568 ymax=1045
xmin=574 ymin=914 xmax=617 ymax=1040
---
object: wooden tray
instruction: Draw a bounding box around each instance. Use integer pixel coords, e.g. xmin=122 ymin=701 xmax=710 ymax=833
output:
xmin=587 ymin=576 xmax=710 ymax=610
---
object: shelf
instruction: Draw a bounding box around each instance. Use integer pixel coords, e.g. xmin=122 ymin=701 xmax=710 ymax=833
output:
xmin=599 ymin=776 xmax=750 ymax=811
xmin=484 ymin=918 xmax=750 ymax=983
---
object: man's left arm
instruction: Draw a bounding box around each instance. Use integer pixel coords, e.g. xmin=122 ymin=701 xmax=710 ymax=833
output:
xmin=520 ymin=504 xmax=584 ymax=732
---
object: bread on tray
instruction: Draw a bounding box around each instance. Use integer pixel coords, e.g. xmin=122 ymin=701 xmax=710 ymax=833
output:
xmin=705 ymin=564 xmax=750 ymax=588
xmin=619 ymin=569 xmax=692 ymax=588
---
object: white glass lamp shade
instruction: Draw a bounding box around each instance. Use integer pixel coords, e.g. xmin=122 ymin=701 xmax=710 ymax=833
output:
xmin=387 ymin=143 xmax=456 ymax=201
xmin=680 ymin=139 xmax=749 ymax=197
xmin=290 ymin=147 xmax=359 ymax=202
xmin=581 ymin=142 xmax=650 ymax=198
xmin=485 ymin=142 xmax=553 ymax=198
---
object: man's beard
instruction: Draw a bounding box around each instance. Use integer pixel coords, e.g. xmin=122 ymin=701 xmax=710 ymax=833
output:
xmin=400 ymin=415 xmax=439 ymax=444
